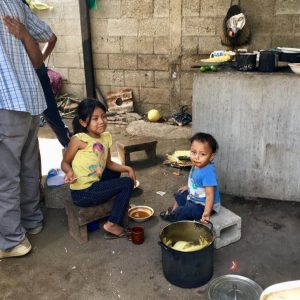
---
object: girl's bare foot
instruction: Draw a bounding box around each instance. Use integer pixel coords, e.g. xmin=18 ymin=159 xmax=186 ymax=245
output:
xmin=103 ymin=221 xmax=125 ymax=236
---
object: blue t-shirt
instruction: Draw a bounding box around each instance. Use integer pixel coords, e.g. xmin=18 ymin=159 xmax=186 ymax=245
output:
xmin=188 ymin=162 xmax=221 ymax=212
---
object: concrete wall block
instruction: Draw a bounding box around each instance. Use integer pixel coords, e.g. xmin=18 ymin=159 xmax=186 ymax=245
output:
xmin=154 ymin=37 xmax=170 ymax=54
xmin=93 ymin=37 xmax=122 ymax=54
xmin=140 ymin=87 xmax=171 ymax=104
xmin=181 ymin=55 xmax=203 ymax=71
xmin=295 ymin=16 xmax=300 ymax=35
xmin=198 ymin=36 xmax=224 ymax=54
xmin=61 ymin=4 xmax=80 ymax=19
xmin=95 ymin=70 xmax=124 ymax=86
xmin=91 ymin=19 xmax=108 ymax=37
xmin=49 ymin=19 xmax=81 ymax=36
xmin=273 ymin=15 xmax=295 ymax=35
xmin=69 ymin=69 xmax=85 ymax=84
xmin=93 ymin=54 xmax=109 ymax=69
xmin=271 ymin=35 xmax=300 ymax=48
xmin=124 ymin=71 xmax=154 ymax=87
xmin=154 ymin=71 xmax=171 ymax=88
xmin=154 ymin=0 xmax=169 ymax=17
xmin=200 ymin=0 xmax=231 ymax=17
xmin=248 ymin=35 xmax=272 ymax=51
xmin=138 ymin=55 xmax=169 ymax=71
xmin=182 ymin=37 xmax=199 ymax=55
xmin=53 ymin=53 xmax=80 ymax=68
xmin=139 ymin=18 xmax=170 ymax=36
xmin=122 ymin=0 xmax=153 ymax=18
xmin=182 ymin=0 xmax=200 ymax=16
xmin=182 ymin=17 xmax=215 ymax=36
xmin=275 ymin=0 xmax=300 ymax=15
xmin=180 ymin=72 xmax=194 ymax=90
xmin=109 ymin=54 xmax=137 ymax=70
xmin=55 ymin=36 xmax=82 ymax=53
xmin=90 ymin=0 xmax=121 ymax=18
xmin=123 ymin=37 xmax=154 ymax=54
xmin=242 ymin=0 xmax=275 ymax=16
xmin=249 ymin=15 xmax=275 ymax=35
xmin=108 ymin=19 xmax=138 ymax=36
xmin=180 ymin=89 xmax=193 ymax=108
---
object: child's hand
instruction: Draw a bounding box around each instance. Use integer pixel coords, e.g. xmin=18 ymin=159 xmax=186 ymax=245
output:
xmin=200 ymin=211 xmax=210 ymax=224
xmin=64 ymin=170 xmax=77 ymax=184
xmin=126 ymin=166 xmax=136 ymax=186
xmin=178 ymin=186 xmax=188 ymax=193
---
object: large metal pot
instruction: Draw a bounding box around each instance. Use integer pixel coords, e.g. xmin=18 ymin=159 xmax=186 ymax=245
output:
xmin=158 ymin=221 xmax=215 ymax=288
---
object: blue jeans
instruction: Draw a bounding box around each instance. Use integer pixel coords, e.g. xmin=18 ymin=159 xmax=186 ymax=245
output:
xmin=71 ymin=169 xmax=134 ymax=226
xmin=170 ymin=191 xmax=205 ymax=222
xmin=36 ymin=64 xmax=71 ymax=147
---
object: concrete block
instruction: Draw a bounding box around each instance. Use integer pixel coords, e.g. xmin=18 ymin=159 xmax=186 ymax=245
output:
xmin=181 ymin=54 xmax=203 ymax=71
xmin=124 ymin=70 xmax=154 ymax=87
xmin=138 ymin=55 xmax=169 ymax=71
xmin=154 ymin=0 xmax=169 ymax=17
xmin=271 ymin=35 xmax=300 ymax=48
xmin=295 ymin=16 xmax=300 ymax=35
xmin=53 ymin=53 xmax=80 ymax=68
xmin=154 ymin=71 xmax=171 ymax=88
xmin=275 ymin=0 xmax=300 ymax=14
xmin=44 ymin=184 xmax=69 ymax=209
xmin=243 ymin=0 xmax=275 ymax=16
xmin=93 ymin=37 xmax=122 ymax=54
xmin=108 ymin=19 xmax=138 ymax=36
xmin=139 ymin=18 xmax=169 ymax=37
xmin=180 ymin=72 xmax=194 ymax=90
xmin=61 ymin=83 xmax=84 ymax=98
xmin=200 ymin=0 xmax=231 ymax=17
xmin=182 ymin=36 xmax=199 ymax=55
xmin=182 ymin=0 xmax=200 ymax=17
xmin=210 ymin=206 xmax=242 ymax=249
xmin=273 ymin=16 xmax=294 ymax=35
xmin=90 ymin=19 xmax=108 ymax=37
xmin=154 ymin=37 xmax=170 ymax=54
xmin=199 ymin=36 xmax=223 ymax=54
xmin=95 ymin=70 xmax=124 ymax=86
xmin=122 ymin=0 xmax=153 ymax=18
xmin=69 ymin=69 xmax=85 ymax=84
xmin=249 ymin=15 xmax=274 ymax=35
xmin=182 ymin=17 xmax=215 ymax=36
xmin=93 ymin=54 xmax=109 ymax=69
xmin=140 ymin=87 xmax=170 ymax=104
xmin=109 ymin=54 xmax=137 ymax=70
xmin=180 ymin=89 xmax=193 ymax=107
xmin=90 ymin=0 xmax=121 ymax=18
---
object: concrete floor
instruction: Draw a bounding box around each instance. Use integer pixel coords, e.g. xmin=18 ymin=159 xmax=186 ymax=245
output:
xmin=0 ymin=121 xmax=300 ymax=300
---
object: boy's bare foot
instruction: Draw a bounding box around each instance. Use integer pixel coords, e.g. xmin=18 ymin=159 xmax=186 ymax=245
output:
xmin=103 ymin=221 xmax=125 ymax=236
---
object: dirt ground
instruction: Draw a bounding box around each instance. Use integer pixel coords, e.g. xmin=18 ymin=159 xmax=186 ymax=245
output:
xmin=0 ymin=121 xmax=299 ymax=300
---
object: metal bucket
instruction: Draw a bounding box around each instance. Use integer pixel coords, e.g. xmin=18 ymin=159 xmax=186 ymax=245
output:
xmin=158 ymin=221 xmax=215 ymax=288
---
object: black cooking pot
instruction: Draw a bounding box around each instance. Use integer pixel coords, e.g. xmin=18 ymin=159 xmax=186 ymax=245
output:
xmin=279 ymin=52 xmax=300 ymax=63
xmin=236 ymin=52 xmax=257 ymax=71
xmin=158 ymin=221 xmax=215 ymax=288
xmin=258 ymin=51 xmax=278 ymax=72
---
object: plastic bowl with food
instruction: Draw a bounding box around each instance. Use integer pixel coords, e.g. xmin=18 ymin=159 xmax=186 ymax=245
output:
xmin=288 ymin=63 xmax=300 ymax=75
xmin=128 ymin=205 xmax=154 ymax=222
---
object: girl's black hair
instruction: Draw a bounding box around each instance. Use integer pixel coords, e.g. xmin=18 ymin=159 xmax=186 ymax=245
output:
xmin=190 ymin=132 xmax=219 ymax=153
xmin=72 ymin=98 xmax=107 ymax=134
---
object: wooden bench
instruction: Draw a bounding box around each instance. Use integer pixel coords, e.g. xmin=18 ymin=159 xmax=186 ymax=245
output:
xmin=64 ymin=195 xmax=128 ymax=244
xmin=116 ymin=138 xmax=158 ymax=165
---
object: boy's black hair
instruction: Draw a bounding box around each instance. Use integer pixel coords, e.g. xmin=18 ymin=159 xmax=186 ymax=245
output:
xmin=190 ymin=132 xmax=219 ymax=153
xmin=72 ymin=98 xmax=107 ymax=134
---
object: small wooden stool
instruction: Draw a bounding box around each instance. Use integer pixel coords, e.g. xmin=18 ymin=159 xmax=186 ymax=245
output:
xmin=64 ymin=196 xmax=128 ymax=244
xmin=116 ymin=138 xmax=158 ymax=165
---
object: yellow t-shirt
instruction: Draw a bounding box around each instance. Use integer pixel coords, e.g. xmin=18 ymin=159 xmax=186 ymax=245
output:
xmin=70 ymin=132 xmax=112 ymax=190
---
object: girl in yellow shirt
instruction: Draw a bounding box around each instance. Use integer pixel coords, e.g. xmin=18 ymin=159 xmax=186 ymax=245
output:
xmin=61 ymin=99 xmax=136 ymax=238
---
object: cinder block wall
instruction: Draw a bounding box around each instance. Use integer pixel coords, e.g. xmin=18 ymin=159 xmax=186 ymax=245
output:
xmin=37 ymin=0 xmax=300 ymax=115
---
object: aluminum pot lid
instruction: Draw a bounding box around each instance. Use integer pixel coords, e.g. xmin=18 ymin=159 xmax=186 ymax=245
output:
xmin=207 ymin=275 xmax=263 ymax=300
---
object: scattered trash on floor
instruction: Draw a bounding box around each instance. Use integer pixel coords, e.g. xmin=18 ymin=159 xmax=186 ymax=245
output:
xmin=156 ymin=191 xmax=166 ymax=197
xmin=230 ymin=260 xmax=238 ymax=271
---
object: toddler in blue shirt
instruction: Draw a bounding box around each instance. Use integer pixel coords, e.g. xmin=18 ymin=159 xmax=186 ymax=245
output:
xmin=160 ymin=132 xmax=220 ymax=224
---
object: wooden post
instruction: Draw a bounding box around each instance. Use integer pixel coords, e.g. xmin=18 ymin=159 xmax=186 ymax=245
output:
xmin=79 ymin=0 xmax=96 ymax=98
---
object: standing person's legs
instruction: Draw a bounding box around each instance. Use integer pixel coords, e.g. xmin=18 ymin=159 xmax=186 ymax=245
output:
xmin=0 ymin=110 xmax=41 ymax=251
xmin=20 ymin=115 xmax=43 ymax=231
xmin=38 ymin=65 xmax=70 ymax=147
